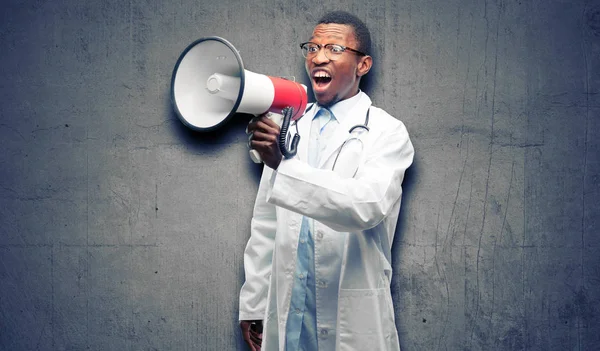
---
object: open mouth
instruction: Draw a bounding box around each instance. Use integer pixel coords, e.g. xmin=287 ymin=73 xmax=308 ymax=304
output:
xmin=313 ymin=71 xmax=332 ymax=89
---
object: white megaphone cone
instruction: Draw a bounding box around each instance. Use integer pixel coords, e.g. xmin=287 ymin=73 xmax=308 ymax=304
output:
xmin=170 ymin=37 xmax=308 ymax=162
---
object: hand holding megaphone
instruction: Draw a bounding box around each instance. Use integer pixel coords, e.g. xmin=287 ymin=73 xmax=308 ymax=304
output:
xmin=247 ymin=112 xmax=284 ymax=163
xmin=246 ymin=106 xmax=300 ymax=166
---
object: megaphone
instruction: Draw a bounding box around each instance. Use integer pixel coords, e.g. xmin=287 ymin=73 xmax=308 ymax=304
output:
xmin=170 ymin=36 xmax=308 ymax=161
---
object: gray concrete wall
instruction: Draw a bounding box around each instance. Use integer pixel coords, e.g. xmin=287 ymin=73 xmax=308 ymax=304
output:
xmin=0 ymin=0 xmax=598 ymax=350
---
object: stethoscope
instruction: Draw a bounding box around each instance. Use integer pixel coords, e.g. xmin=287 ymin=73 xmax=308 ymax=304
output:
xmin=290 ymin=103 xmax=370 ymax=173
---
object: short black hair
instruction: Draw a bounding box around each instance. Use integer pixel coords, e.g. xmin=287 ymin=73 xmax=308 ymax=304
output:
xmin=317 ymin=11 xmax=371 ymax=55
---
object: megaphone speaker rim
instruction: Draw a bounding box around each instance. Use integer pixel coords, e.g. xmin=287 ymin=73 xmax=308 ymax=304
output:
xmin=170 ymin=36 xmax=246 ymax=132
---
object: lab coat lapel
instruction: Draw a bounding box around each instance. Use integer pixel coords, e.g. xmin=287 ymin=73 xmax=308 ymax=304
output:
xmin=317 ymin=95 xmax=372 ymax=169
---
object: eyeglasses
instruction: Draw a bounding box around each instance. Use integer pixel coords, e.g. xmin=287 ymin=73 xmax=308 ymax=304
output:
xmin=299 ymin=42 xmax=367 ymax=61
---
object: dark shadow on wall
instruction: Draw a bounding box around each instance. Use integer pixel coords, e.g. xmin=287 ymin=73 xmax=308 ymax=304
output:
xmin=390 ymin=156 xmax=419 ymax=345
xmin=165 ymin=91 xmax=283 ymax=185
xmin=169 ymin=108 xmax=253 ymax=148
xmin=392 ymin=157 xmax=418 ymax=257
xmin=171 ymin=110 xmax=264 ymax=183
xmin=167 ymin=99 xmax=263 ymax=351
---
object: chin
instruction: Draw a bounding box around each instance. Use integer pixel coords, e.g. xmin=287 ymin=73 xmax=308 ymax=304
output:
xmin=314 ymin=94 xmax=335 ymax=107
xmin=315 ymin=98 xmax=329 ymax=106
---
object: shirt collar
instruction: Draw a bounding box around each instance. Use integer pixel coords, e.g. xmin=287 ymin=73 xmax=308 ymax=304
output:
xmin=315 ymin=90 xmax=364 ymax=123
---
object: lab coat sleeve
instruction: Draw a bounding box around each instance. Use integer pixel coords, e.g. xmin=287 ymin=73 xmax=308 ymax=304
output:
xmin=267 ymin=122 xmax=414 ymax=232
xmin=239 ymin=167 xmax=277 ymax=321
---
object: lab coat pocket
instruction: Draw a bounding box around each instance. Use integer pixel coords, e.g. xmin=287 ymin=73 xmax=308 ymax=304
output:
xmin=337 ymin=288 xmax=398 ymax=351
xmin=332 ymin=137 xmax=363 ymax=178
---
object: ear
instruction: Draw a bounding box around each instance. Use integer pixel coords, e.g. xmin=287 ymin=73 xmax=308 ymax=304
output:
xmin=356 ymin=55 xmax=372 ymax=77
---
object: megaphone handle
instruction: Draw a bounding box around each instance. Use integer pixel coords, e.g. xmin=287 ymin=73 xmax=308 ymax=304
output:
xmin=249 ymin=149 xmax=262 ymax=163
xmin=279 ymin=107 xmax=299 ymax=159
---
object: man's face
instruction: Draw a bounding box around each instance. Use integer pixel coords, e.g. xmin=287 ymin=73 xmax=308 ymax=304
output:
xmin=305 ymin=23 xmax=371 ymax=107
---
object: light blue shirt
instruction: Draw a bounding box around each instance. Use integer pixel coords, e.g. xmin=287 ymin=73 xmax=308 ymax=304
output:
xmin=285 ymin=93 xmax=363 ymax=350
xmin=285 ymin=215 xmax=318 ymax=350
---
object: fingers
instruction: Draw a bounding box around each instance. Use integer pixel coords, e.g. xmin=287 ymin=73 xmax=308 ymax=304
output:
xmin=248 ymin=130 xmax=278 ymax=158
xmin=241 ymin=328 xmax=255 ymax=351
xmin=259 ymin=115 xmax=280 ymax=129
xmin=247 ymin=115 xmax=280 ymax=136
xmin=241 ymin=322 xmax=257 ymax=351
xmin=251 ymin=130 xmax=278 ymax=145
xmin=249 ymin=329 xmax=262 ymax=349
xmin=241 ymin=321 xmax=262 ymax=351
xmin=246 ymin=115 xmax=261 ymax=134
xmin=250 ymin=121 xmax=279 ymax=137
xmin=248 ymin=120 xmax=280 ymax=151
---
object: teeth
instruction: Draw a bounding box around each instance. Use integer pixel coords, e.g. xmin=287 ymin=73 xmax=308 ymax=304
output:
xmin=314 ymin=71 xmax=331 ymax=78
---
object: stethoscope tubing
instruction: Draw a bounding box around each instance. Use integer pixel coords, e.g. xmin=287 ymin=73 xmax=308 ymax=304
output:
xmin=291 ymin=103 xmax=371 ymax=174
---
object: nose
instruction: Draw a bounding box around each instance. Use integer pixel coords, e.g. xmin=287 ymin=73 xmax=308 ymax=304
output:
xmin=311 ymin=47 xmax=330 ymax=65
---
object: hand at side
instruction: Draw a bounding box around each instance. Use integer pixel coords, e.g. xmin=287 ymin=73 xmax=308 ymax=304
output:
xmin=240 ymin=320 xmax=263 ymax=351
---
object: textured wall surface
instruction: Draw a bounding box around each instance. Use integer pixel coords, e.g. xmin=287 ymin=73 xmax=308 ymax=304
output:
xmin=1 ymin=0 xmax=599 ymax=350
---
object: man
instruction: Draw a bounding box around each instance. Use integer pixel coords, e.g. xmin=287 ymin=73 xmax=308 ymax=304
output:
xmin=240 ymin=11 xmax=414 ymax=351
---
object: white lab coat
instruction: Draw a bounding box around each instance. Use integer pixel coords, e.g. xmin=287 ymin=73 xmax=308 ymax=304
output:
xmin=239 ymin=92 xmax=414 ymax=350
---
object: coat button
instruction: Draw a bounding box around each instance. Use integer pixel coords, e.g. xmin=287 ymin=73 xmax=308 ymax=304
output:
xmin=317 ymin=231 xmax=324 ymax=239
xmin=319 ymin=328 xmax=328 ymax=339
